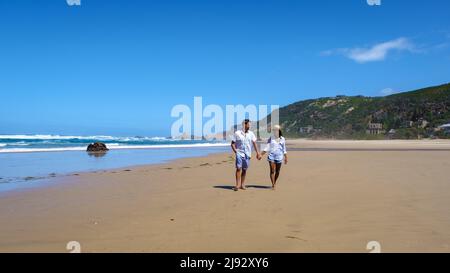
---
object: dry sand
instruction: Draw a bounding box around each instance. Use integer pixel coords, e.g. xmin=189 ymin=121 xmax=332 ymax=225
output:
xmin=1 ymin=139 xmax=450 ymax=253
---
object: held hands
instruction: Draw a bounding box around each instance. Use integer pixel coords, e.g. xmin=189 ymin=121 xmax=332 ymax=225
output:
xmin=257 ymin=151 xmax=266 ymax=161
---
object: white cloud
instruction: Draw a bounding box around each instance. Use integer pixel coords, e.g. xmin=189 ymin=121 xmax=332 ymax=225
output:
xmin=322 ymin=38 xmax=415 ymax=63
xmin=380 ymin=88 xmax=398 ymax=96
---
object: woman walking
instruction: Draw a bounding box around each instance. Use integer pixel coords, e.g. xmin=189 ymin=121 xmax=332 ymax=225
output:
xmin=261 ymin=125 xmax=288 ymax=190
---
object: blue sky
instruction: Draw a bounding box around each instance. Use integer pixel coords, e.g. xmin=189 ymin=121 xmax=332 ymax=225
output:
xmin=1 ymin=0 xmax=450 ymax=136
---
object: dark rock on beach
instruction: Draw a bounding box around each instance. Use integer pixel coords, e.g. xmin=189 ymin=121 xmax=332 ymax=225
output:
xmin=86 ymin=142 xmax=109 ymax=152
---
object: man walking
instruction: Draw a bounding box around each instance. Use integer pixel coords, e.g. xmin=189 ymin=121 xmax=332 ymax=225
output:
xmin=231 ymin=119 xmax=261 ymax=191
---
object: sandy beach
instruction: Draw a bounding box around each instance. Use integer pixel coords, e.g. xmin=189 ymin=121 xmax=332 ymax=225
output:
xmin=1 ymin=139 xmax=450 ymax=253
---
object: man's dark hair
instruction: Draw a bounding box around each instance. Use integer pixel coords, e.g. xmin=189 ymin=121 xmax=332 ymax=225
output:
xmin=243 ymin=119 xmax=250 ymax=124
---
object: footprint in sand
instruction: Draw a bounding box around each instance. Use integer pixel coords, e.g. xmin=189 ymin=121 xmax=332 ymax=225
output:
xmin=163 ymin=167 xmax=173 ymax=170
xmin=200 ymin=163 xmax=211 ymax=167
xmin=285 ymin=235 xmax=307 ymax=242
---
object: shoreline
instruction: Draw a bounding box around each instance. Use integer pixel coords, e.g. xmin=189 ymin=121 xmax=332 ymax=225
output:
xmin=2 ymin=138 xmax=450 ymax=153
xmin=0 ymin=142 xmax=229 ymax=154
xmin=0 ymin=147 xmax=230 ymax=195
xmin=2 ymin=138 xmax=450 ymax=194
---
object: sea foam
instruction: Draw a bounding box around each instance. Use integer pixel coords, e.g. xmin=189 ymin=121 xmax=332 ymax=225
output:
xmin=0 ymin=142 xmax=228 ymax=153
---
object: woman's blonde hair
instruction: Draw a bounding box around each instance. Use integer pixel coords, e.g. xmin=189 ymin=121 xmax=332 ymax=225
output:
xmin=273 ymin=125 xmax=283 ymax=137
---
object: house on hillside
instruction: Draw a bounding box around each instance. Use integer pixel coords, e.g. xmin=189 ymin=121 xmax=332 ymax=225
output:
xmin=366 ymin=123 xmax=385 ymax=135
xmin=387 ymin=129 xmax=396 ymax=139
xmin=418 ymin=118 xmax=429 ymax=129
xmin=404 ymin=120 xmax=414 ymax=128
xmin=438 ymin=123 xmax=450 ymax=134
xmin=299 ymin=125 xmax=314 ymax=134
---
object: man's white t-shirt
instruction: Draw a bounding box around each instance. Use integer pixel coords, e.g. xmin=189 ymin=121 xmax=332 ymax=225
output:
xmin=232 ymin=130 xmax=257 ymax=158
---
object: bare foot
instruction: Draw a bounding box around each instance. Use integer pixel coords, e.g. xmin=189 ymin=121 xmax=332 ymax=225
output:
xmin=240 ymin=185 xmax=247 ymax=190
xmin=233 ymin=187 xmax=239 ymax=191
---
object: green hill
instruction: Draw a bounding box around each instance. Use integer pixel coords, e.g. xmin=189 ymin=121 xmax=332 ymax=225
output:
xmin=273 ymin=83 xmax=450 ymax=139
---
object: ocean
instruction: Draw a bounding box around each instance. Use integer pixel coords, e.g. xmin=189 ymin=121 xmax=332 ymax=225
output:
xmin=0 ymin=135 xmax=229 ymax=193
xmin=0 ymin=134 xmax=228 ymax=153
